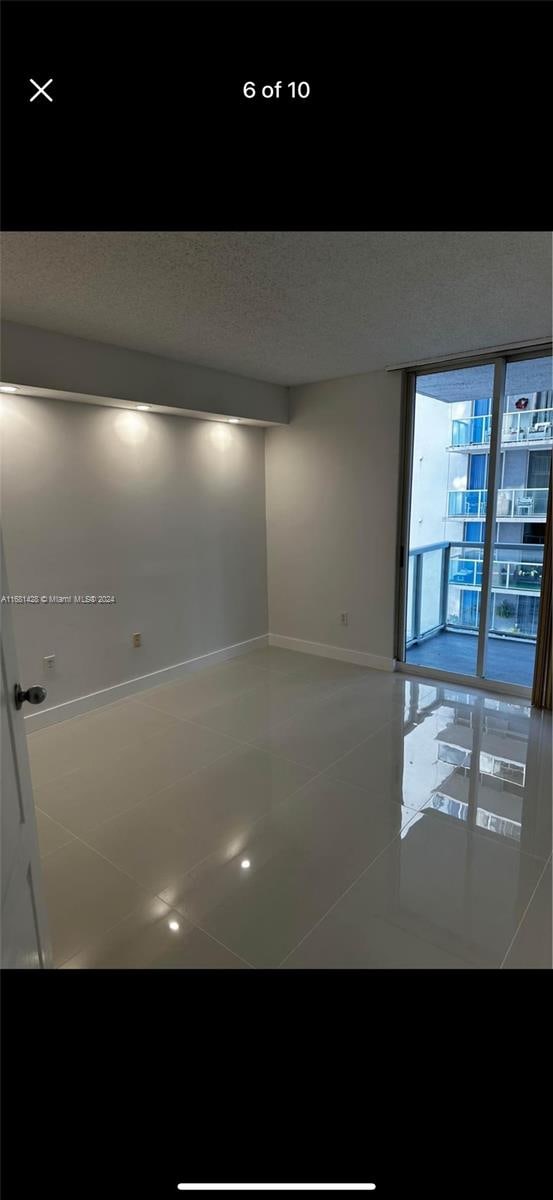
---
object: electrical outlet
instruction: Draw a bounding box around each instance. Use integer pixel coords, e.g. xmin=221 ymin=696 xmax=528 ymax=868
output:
xmin=43 ymin=654 xmax=55 ymax=671
xmin=340 ymin=612 xmax=349 ymax=626
xmin=132 ymin=632 xmax=142 ymax=648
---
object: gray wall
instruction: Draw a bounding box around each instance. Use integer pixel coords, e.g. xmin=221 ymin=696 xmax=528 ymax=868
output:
xmin=2 ymin=396 xmax=268 ymax=706
xmin=2 ymin=322 xmax=289 ymax=425
xmin=265 ymin=370 xmax=403 ymax=665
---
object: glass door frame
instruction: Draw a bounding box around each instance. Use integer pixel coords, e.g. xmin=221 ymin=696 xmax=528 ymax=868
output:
xmin=395 ymin=343 xmax=552 ymax=699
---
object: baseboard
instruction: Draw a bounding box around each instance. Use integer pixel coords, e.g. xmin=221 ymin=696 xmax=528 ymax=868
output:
xmin=24 ymin=634 xmax=269 ymax=731
xmin=268 ymin=633 xmax=395 ymax=672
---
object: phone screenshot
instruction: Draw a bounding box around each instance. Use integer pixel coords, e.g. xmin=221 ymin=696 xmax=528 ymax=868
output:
xmin=1 ymin=2 xmax=551 ymax=1197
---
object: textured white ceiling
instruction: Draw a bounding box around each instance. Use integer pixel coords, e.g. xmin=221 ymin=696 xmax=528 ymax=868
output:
xmin=1 ymin=232 xmax=551 ymax=385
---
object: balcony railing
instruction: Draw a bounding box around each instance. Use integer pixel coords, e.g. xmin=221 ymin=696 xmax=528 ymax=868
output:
xmin=447 ymin=487 xmax=548 ymax=520
xmin=407 ymin=540 xmax=543 ymax=645
xmin=448 ymin=407 xmax=553 ymax=450
xmin=449 ymin=415 xmax=491 ymax=449
xmin=502 ymin=406 xmax=553 ymax=445
xmin=449 ymin=550 xmax=543 ymax=594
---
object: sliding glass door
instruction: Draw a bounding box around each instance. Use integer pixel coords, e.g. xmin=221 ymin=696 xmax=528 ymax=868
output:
xmin=400 ymin=350 xmax=552 ymax=691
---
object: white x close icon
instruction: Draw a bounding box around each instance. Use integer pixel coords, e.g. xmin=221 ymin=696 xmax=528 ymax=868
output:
xmin=29 ymin=78 xmax=53 ymax=103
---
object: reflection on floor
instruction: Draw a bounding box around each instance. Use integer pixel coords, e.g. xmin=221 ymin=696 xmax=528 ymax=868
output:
xmin=407 ymin=630 xmax=536 ymax=687
xmin=27 ymin=646 xmax=552 ymax=969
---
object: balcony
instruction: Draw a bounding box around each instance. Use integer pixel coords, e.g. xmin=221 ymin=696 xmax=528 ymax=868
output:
xmin=503 ymin=406 xmax=553 ymax=445
xmin=406 ymin=541 xmax=543 ymax=686
xmin=448 ymin=407 xmax=553 ymax=451
xmin=449 ymin=550 xmax=543 ymax=594
xmin=449 ymin=415 xmax=491 ymax=450
xmin=447 ymin=486 xmax=548 ymax=521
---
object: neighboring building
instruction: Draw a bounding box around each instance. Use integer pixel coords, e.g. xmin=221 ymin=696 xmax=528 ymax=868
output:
xmin=445 ymin=388 xmax=551 ymax=639
xmin=408 ymin=385 xmax=552 ymax=647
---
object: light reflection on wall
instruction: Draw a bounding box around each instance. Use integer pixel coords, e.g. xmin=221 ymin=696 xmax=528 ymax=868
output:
xmin=113 ymin=410 xmax=149 ymax=446
xmin=208 ymin=422 xmax=234 ymax=451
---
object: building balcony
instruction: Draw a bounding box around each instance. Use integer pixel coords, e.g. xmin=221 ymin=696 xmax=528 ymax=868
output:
xmin=448 ymin=415 xmax=491 ymax=450
xmin=502 ymin=406 xmax=553 ymax=446
xmin=447 ymin=406 xmax=553 ymax=451
xmin=449 ymin=550 xmax=543 ymax=594
xmin=406 ymin=540 xmax=543 ymax=685
xmin=447 ymin=486 xmax=548 ymax=521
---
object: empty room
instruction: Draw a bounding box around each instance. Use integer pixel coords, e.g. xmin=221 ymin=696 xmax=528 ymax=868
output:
xmin=1 ymin=230 xmax=551 ymax=970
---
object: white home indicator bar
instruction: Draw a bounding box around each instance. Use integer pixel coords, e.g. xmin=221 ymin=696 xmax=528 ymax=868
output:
xmin=177 ymin=1187 xmax=376 ymax=1193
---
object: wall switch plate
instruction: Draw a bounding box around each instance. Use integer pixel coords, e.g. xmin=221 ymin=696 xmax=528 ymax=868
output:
xmin=132 ymin=632 xmax=142 ymax=647
xmin=43 ymin=654 xmax=55 ymax=670
xmin=340 ymin=612 xmax=349 ymax=626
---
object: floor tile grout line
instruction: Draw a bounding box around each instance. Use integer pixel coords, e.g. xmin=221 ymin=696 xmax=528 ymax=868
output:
xmin=57 ymin=899 xmax=255 ymax=970
xmin=51 ymin=786 xmax=262 ymax=969
xmin=64 ymin=751 xmax=317 ymax=883
xmin=276 ymin=808 xmax=425 ymax=968
xmin=48 ymin=831 xmax=256 ymax=970
xmin=28 ymin=665 xmax=526 ymax=749
xmin=127 ymin=657 xmax=354 ymax=708
xmin=46 ymin=743 xmax=331 ymax=965
xmin=39 ymin=683 xmax=484 ymax=962
xmin=48 ymin=742 xmax=244 ymax=842
xmin=33 ymin=674 xmax=319 ymax=822
xmin=28 ymin=711 xmax=191 ymax=785
xmin=31 ymin=672 xmax=422 ymax=815
xmin=128 ymin=664 xmax=370 ymax=734
xmin=28 ymin=665 xmax=422 ymax=790
xmin=54 ymin=897 xmax=173 ymax=969
xmin=153 ymin=716 xmax=432 ymax=968
xmin=36 ymin=806 xmax=79 ymax=858
xmin=278 ymin=785 xmax=553 ymax=968
xmin=28 ymin=657 xmax=287 ymax=737
xmin=165 ymin=920 xmax=256 ymax=970
xmin=498 ymin=853 xmax=552 ymax=969
xmin=182 ymin=688 xmax=414 ymax=773
xmin=146 ymin=710 xmax=417 ymax=892
xmin=36 ymin=678 xmax=545 ymax=861
xmin=28 ymin=664 xmax=284 ymax=777
xmin=41 ymin=687 xmax=403 ymax=849
xmin=50 ymin=831 xmax=163 ymax=896
xmin=35 ymin=662 xmax=545 ymax=968
xmin=36 ymin=694 xmax=356 ymax=869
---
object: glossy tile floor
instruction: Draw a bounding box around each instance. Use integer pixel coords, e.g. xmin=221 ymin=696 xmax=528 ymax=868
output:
xmin=27 ymin=648 xmax=552 ymax=969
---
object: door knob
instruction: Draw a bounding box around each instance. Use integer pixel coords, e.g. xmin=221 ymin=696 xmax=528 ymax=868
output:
xmin=14 ymin=684 xmax=47 ymax=711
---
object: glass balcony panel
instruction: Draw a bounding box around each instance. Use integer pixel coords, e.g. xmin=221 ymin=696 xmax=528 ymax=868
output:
xmin=449 ymin=487 xmax=548 ymax=519
xmin=450 ymin=415 xmax=492 ymax=448
xmin=502 ymin=406 xmax=553 ymax=445
xmin=449 ymin=549 xmax=484 ymax=589
xmin=451 ymin=419 xmax=470 ymax=447
xmin=419 ymin=548 xmax=443 ymax=636
xmin=491 ymin=545 xmax=543 ymax=640
xmin=496 ymin=487 xmax=548 ymax=518
xmin=492 ymin=556 xmax=543 ymax=595
xmin=406 ymin=555 xmax=415 ymax=643
xmin=451 ymin=407 xmax=553 ymax=449
xmin=447 ymin=489 xmax=486 ymax=518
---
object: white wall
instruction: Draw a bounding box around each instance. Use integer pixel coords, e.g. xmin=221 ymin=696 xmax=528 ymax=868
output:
xmin=1 ymin=396 xmax=268 ymax=708
xmin=264 ymin=370 xmax=402 ymax=667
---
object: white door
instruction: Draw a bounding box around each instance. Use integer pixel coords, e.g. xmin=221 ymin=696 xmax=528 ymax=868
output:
xmin=1 ymin=533 xmax=52 ymax=968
